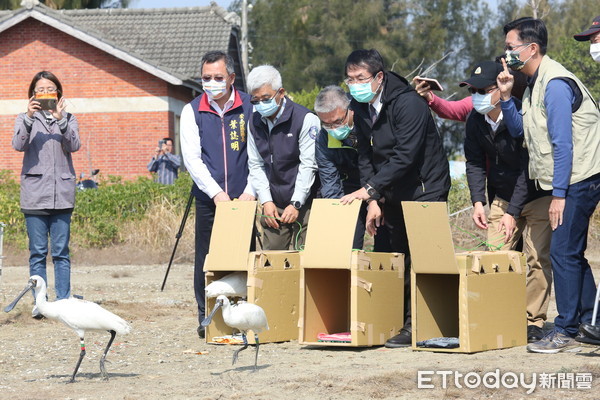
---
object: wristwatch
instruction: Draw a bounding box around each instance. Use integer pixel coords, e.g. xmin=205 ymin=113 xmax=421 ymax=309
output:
xmin=364 ymin=184 xmax=377 ymax=197
xmin=290 ymin=201 xmax=302 ymax=210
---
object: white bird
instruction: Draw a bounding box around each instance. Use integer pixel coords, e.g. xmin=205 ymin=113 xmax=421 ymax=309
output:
xmin=205 ymin=272 xmax=247 ymax=298
xmin=4 ymin=275 xmax=131 ymax=383
xmin=201 ymin=295 xmax=268 ymax=369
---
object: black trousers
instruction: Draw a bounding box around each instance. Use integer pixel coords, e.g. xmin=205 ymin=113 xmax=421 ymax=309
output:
xmin=194 ymin=200 xmax=216 ymax=325
xmin=193 ymin=199 xmax=256 ymax=325
xmin=383 ymin=194 xmax=447 ymax=331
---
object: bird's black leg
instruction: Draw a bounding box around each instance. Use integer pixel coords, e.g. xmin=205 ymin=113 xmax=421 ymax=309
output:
xmin=232 ymin=333 xmax=248 ymax=366
xmin=253 ymin=333 xmax=260 ymax=370
xmin=69 ymin=337 xmax=86 ymax=383
xmin=99 ymin=330 xmax=117 ymax=380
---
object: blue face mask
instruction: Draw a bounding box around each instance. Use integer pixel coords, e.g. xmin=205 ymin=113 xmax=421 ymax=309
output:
xmin=472 ymin=90 xmax=499 ymax=115
xmin=326 ymin=124 xmax=352 ymax=141
xmin=255 ymin=95 xmax=281 ymax=117
xmin=348 ymin=77 xmax=381 ymax=103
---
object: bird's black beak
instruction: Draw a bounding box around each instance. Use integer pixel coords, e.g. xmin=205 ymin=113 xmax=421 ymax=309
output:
xmin=201 ymin=298 xmax=223 ymax=327
xmin=4 ymin=279 xmax=36 ymax=313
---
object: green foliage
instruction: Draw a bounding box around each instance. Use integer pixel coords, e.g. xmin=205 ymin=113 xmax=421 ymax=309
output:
xmin=447 ymin=175 xmax=472 ymax=215
xmin=550 ymin=38 xmax=600 ymax=101
xmin=0 ymin=170 xmax=193 ymax=249
xmin=287 ymin=85 xmax=322 ymax=111
xmin=0 ymin=170 xmax=25 ymax=246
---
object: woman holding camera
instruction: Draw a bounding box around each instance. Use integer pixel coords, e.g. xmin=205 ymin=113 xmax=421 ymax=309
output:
xmin=12 ymin=71 xmax=80 ymax=316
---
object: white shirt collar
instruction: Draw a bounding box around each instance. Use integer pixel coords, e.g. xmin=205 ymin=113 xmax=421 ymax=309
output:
xmin=484 ymin=110 xmax=503 ymax=133
xmin=371 ymin=89 xmax=383 ymax=114
xmin=209 ymin=88 xmax=236 ymax=116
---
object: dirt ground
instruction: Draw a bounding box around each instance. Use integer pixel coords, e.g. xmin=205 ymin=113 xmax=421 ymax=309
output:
xmin=1 ymin=260 xmax=600 ymax=400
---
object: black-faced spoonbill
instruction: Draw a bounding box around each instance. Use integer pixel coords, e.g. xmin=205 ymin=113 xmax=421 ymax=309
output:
xmin=202 ymin=295 xmax=268 ymax=369
xmin=205 ymin=271 xmax=247 ymax=298
xmin=4 ymin=275 xmax=131 ymax=382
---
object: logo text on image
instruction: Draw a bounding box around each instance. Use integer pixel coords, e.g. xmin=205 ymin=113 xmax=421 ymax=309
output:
xmin=417 ymin=369 xmax=593 ymax=394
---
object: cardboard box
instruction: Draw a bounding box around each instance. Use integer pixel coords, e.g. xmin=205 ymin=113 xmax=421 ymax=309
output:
xmin=402 ymin=201 xmax=527 ymax=353
xmin=203 ymin=201 xmax=301 ymax=343
xmin=298 ymin=199 xmax=405 ymax=347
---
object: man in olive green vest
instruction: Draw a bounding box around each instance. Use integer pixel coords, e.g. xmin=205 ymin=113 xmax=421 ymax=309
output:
xmin=497 ymin=17 xmax=600 ymax=354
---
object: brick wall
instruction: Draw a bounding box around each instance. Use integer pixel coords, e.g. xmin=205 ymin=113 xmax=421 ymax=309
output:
xmin=1 ymin=18 xmax=194 ymax=181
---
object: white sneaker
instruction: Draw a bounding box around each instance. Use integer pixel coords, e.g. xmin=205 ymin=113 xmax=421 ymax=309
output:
xmin=526 ymin=330 xmax=581 ymax=354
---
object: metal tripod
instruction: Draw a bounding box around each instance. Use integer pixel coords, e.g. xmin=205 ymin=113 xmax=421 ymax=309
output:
xmin=160 ymin=191 xmax=194 ymax=291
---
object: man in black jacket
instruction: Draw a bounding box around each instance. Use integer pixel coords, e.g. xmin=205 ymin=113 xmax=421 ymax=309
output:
xmin=340 ymin=49 xmax=451 ymax=347
xmin=462 ymin=60 xmax=553 ymax=343
xmin=314 ymin=85 xmax=390 ymax=250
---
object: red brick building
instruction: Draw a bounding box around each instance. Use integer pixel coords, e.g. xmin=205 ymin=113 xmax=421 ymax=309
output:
xmin=0 ymin=2 xmax=245 ymax=180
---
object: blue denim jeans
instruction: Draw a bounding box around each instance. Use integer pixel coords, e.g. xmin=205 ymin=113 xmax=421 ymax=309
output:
xmin=551 ymin=173 xmax=600 ymax=336
xmin=25 ymin=212 xmax=72 ymax=300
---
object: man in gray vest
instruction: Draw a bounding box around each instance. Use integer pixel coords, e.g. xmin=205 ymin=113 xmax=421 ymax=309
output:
xmin=246 ymin=65 xmax=319 ymax=250
xmin=497 ymin=17 xmax=600 ymax=353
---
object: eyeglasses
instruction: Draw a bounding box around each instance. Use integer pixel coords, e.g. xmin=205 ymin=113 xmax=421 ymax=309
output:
xmin=34 ymin=87 xmax=57 ymax=94
xmin=344 ymin=75 xmax=374 ymax=86
xmin=201 ymin=75 xmax=228 ymax=82
xmin=504 ymin=42 xmax=532 ymax=52
xmin=322 ymin=108 xmax=349 ymax=130
xmin=468 ymin=87 xmax=498 ymax=95
xmin=250 ymin=90 xmax=279 ymax=105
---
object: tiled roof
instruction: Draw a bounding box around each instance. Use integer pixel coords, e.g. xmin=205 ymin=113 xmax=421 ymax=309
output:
xmin=0 ymin=3 xmax=241 ymax=88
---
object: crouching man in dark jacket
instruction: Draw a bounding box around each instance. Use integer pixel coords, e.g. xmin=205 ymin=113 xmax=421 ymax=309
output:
xmin=314 ymin=85 xmax=390 ymax=251
xmin=340 ymin=49 xmax=451 ymax=347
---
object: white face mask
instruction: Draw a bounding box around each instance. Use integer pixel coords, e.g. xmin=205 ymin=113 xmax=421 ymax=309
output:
xmin=590 ymin=43 xmax=600 ymax=63
xmin=202 ymin=80 xmax=227 ymax=99
xmin=472 ymin=91 xmax=499 ymax=115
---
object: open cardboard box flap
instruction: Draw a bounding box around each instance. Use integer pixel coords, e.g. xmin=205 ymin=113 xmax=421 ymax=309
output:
xmin=302 ymin=199 xmax=361 ymax=269
xmin=402 ymin=201 xmax=459 ymax=274
xmin=204 ymin=200 xmax=257 ymax=271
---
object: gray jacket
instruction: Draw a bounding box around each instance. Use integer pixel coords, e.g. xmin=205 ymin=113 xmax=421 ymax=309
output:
xmin=12 ymin=111 xmax=81 ymax=210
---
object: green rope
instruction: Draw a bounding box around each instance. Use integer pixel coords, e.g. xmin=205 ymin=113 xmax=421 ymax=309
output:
xmin=450 ymin=222 xmax=506 ymax=252
xmin=256 ymin=213 xmax=305 ymax=251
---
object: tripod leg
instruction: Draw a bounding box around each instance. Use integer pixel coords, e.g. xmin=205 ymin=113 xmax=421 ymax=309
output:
xmin=69 ymin=337 xmax=86 ymax=383
xmin=161 ymin=191 xmax=194 ymax=291
xmin=99 ymin=330 xmax=117 ymax=380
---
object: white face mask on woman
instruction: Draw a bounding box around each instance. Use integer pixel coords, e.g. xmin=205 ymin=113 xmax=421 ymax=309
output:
xmin=590 ymin=43 xmax=600 ymax=63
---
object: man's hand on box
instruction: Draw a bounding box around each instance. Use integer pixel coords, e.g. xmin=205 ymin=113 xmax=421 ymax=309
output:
xmin=238 ymin=193 xmax=256 ymax=201
xmin=340 ymin=187 xmax=369 ymax=205
xmin=212 ymin=191 xmax=231 ymax=205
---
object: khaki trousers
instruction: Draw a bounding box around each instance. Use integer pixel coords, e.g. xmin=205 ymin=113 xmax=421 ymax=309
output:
xmin=487 ymin=196 xmax=553 ymax=327
xmin=260 ymin=205 xmax=311 ymax=250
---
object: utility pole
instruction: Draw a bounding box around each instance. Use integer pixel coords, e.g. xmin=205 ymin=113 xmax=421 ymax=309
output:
xmin=241 ymin=0 xmax=249 ymax=82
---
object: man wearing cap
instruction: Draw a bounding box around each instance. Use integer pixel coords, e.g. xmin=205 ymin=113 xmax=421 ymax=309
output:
xmin=462 ymin=60 xmax=552 ymax=344
xmin=574 ymin=15 xmax=600 ymax=62
xmin=498 ymin=18 xmax=600 ymax=353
